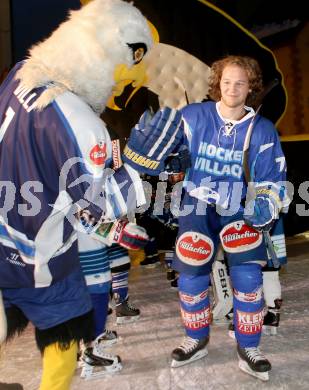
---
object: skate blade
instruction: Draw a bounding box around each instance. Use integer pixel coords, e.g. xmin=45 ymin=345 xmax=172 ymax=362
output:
xmin=143 ymin=262 xmax=159 ymax=269
xmin=116 ymin=315 xmax=140 ymax=325
xmin=81 ymin=362 xmax=122 ymax=380
xmin=262 ymin=325 xmax=278 ymax=336
xmin=171 ymin=348 xmax=208 ymax=368
xmin=238 ymin=360 xmax=269 ymax=381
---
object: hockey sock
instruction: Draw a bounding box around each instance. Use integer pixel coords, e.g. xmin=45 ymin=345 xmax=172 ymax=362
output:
xmin=178 ymin=273 xmax=210 ymax=339
xmin=40 ymin=342 xmax=77 ymax=390
xmin=164 ymin=250 xmax=174 ymax=269
xmin=111 ymin=271 xmax=129 ymax=304
xmin=263 ymin=270 xmax=281 ymax=307
xmin=90 ymin=293 xmax=110 ymax=339
xmin=230 ymin=263 xmax=263 ymax=348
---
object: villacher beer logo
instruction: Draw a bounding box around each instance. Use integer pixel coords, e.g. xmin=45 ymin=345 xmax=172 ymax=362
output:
xmin=89 ymin=142 xmax=107 ymax=166
xmin=179 ymin=289 xmax=208 ymax=305
xmin=176 ymin=232 xmax=213 ymax=266
xmin=220 ymin=221 xmax=262 ymax=253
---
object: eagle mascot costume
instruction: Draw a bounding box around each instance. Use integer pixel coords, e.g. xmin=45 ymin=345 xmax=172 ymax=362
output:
xmin=0 ymin=0 xmax=184 ymax=388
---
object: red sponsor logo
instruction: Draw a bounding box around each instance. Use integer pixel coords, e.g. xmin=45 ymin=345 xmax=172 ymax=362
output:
xmin=220 ymin=221 xmax=262 ymax=253
xmin=234 ymin=287 xmax=262 ymax=302
xmin=176 ymin=232 xmax=213 ymax=266
xmin=181 ymin=306 xmax=211 ymax=329
xmin=89 ymin=142 xmax=107 ymax=165
xmin=236 ymin=309 xmax=264 ymax=334
xmin=111 ymin=139 xmax=122 ymax=169
xmin=179 ymin=290 xmax=208 ymax=305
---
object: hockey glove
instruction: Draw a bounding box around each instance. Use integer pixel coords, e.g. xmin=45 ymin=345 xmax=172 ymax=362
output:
xmin=122 ymin=107 xmax=184 ymax=176
xmin=94 ymin=219 xmax=149 ymax=250
xmin=244 ymin=194 xmax=279 ymax=231
xmin=164 ymin=145 xmax=191 ymax=174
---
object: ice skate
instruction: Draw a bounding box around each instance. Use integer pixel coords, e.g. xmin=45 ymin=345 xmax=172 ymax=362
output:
xmin=140 ymin=254 xmax=160 ymax=268
xmin=78 ymin=330 xmax=118 ymax=369
xmin=116 ymin=297 xmax=140 ymax=324
xmin=80 ymin=346 xmax=122 ymax=379
xmin=237 ymin=344 xmax=271 ymax=381
xmin=95 ymin=329 xmax=119 ymax=349
xmin=263 ymin=299 xmax=282 ymax=335
xmin=171 ymin=336 xmax=209 ymax=368
xmin=228 ymin=323 xmax=236 ymax=339
xmin=170 ymin=276 xmax=179 ymax=290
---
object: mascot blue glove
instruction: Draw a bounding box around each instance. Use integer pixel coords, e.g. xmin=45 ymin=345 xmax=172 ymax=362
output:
xmin=122 ymin=107 xmax=184 ymax=176
xmin=244 ymin=189 xmax=280 ymax=231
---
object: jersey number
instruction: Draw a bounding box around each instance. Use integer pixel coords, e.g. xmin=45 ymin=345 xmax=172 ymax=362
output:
xmin=0 ymin=107 xmax=15 ymax=143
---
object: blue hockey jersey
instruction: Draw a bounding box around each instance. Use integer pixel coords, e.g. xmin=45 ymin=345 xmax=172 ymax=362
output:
xmin=181 ymin=101 xmax=287 ymax=212
xmin=0 ymin=63 xmax=145 ymax=288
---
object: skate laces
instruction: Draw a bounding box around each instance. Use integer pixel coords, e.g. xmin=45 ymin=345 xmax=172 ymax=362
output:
xmin=92 ymin=345 xmax=115 ymax=360
xmin=244 ymin=347 xmax=266 ymax=362
xmin=179 ymin=337 xmax=199 ymax=353
xmin=102 ymin=329 xmax=117 ymax=339
xmin=125 ymin=299 xmax=138 ymax=311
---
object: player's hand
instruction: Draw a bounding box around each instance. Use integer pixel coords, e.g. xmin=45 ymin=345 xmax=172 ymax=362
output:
xmin=94 ymin=219 xmax=149 ymax=250
xmin=164 ymin=146 xmax=191 ymax=174
xmin=243 ymin=195 xmax=279 ymax=231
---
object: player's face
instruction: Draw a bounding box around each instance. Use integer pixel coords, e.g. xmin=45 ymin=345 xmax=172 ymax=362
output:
xmin=219 ymin=65 xmax=250 ymax=109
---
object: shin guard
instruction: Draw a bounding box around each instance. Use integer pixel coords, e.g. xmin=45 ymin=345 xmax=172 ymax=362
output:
xmin=178 ymin=273 xmax=210 ymax=339
xmin=230 ymin=264 xmax=264 ymax=348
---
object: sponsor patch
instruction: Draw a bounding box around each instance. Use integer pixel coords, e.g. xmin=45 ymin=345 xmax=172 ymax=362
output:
xmin=176 ymin=232 xmax=214 ymax=266
xmin=89 ymin=142 xmax=107 ymax=165
xmin=179 ymin=289 xmax=208 ymax=305
xmin=220 ymin=221 xmax=262 ymax=253
xmin=236 ymin=309 xmax=264 ymax=335
xmin=111 ymin=139 xmax=122 ymax=169
xmin=181 ymin=306 xmax=211 ymax=329
xmin=233 ymin=287 xmax=263 ymax=303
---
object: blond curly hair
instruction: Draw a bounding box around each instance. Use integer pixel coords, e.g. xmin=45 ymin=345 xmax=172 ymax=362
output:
xmin=208 ymin=55 xmax=263 ymax=107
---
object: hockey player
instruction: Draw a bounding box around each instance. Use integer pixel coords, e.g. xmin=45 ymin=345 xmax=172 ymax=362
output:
xmin=171 ymin=55 xmax=288 ymax=381
xmin=0 ymin=0 xmax=184 ymax=388
xmin=77 ymin=220 xmax=148 ymax=379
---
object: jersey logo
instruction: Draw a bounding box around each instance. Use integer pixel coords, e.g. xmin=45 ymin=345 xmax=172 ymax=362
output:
xmin=89 ymin=142 xmax=107 ymax=165
xmin=176 ymin=232 xmax=213 ymax=266
xmin=220 ymin=221 xmax=262 ymax=253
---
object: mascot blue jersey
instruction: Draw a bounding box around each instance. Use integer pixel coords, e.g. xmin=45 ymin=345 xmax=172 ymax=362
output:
xmin=0 ymin=63 xmax=145 ymax=289
xmin=181 ymin=102 xmax=287 ymax=211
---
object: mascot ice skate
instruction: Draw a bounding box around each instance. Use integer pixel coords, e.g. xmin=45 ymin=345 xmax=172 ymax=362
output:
xmin=0 ymin=0 xmax=184 ymax=388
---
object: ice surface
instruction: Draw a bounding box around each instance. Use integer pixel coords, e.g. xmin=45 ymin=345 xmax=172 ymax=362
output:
xmin=1 ymin=238 xmax=309 ymax=389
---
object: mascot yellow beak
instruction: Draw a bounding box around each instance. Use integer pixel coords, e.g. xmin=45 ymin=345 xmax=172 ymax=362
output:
xmin=107 ymin=20 xmax=159 ymax=111
xmin=108 ymin=62 xmax=147 ymax=110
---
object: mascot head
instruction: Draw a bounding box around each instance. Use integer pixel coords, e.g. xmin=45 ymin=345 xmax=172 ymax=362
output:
xmin=15 ymin=0 xmax=153 ymax=114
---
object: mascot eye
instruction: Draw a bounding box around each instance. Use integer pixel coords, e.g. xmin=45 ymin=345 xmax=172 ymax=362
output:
xmin=127 ymin=43 xmax=147 ymax=64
